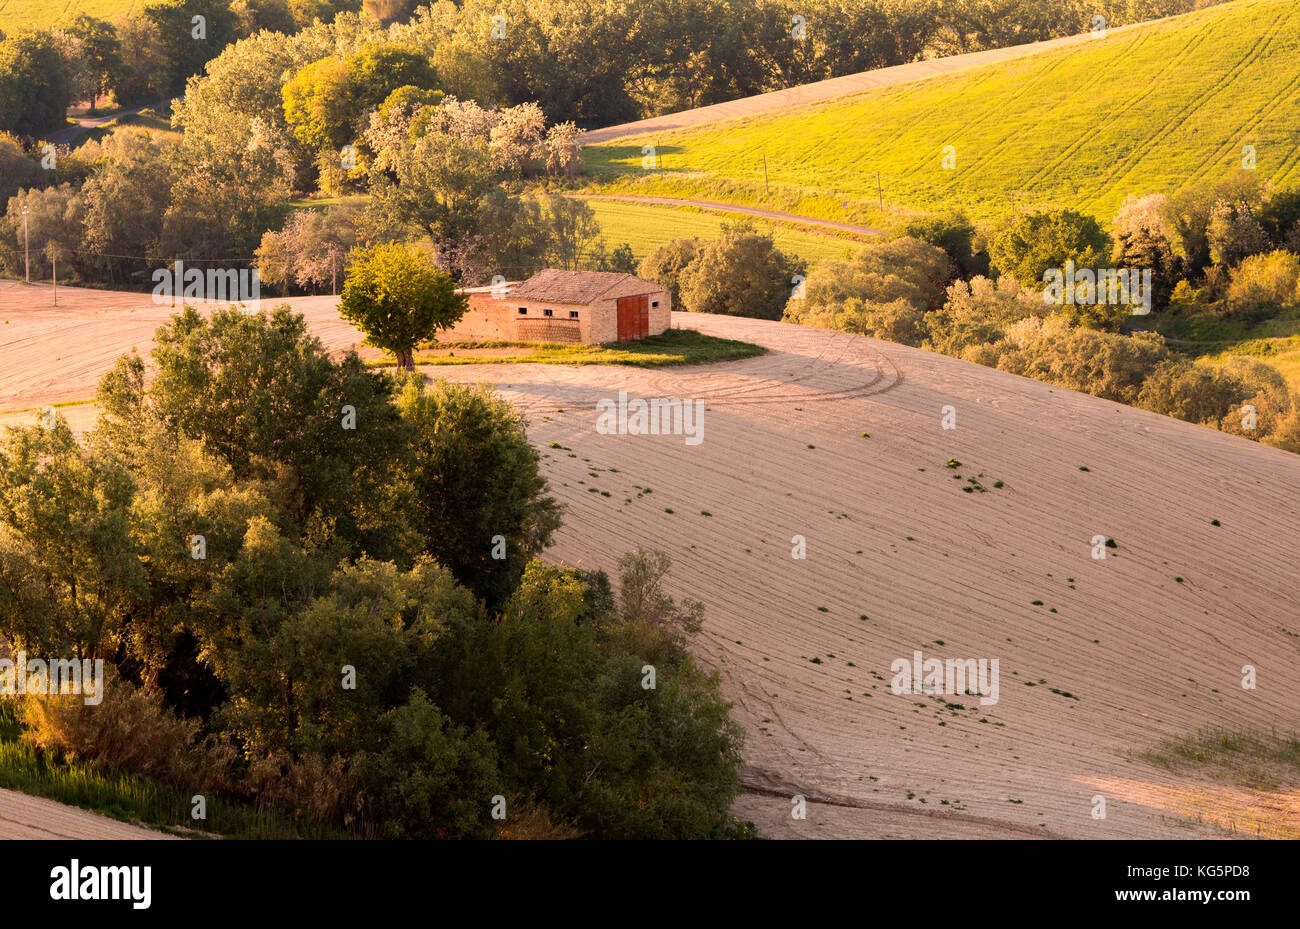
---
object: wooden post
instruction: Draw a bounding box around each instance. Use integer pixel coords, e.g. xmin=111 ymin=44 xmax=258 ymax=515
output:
xmin=877 ymin=172 xmax=883 ymax=212
xmin=763 ymin=154 xmax=769 ymax=195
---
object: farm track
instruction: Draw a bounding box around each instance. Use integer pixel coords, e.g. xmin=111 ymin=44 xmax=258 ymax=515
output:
xmin=574 ymin=194 xmax=883 ymax=238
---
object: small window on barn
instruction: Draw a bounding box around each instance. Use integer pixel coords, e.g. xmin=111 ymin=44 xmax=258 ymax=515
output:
xmin=651 ymin=300 xmax=659 ymax=307
xmin=543 ymin=308 xmax=553 ymax=317
xmin=518 ymin=307 xmax=527 ymax=314
xmin=569 ymin=310 xmax=579 ymax=319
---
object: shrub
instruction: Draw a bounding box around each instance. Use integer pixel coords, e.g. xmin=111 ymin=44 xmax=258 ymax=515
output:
xmin=989 ymin=208 xmax=1109 ymax=287
xmin=991 ymin=316 xmax=1169 ymax=405
xmin=18 ymin=674 xmax=236 ymax=795
xmin=677 ymin=222 xmax=805 ymax=319
xmin=898 ymin=211 xmax=988 ymax=280
xmin=803 ymin=236 xmax=952 ymax=312
xmin=1225 ymin=250 xmax=1300 ymax=321
xmin=925 ymin=276 xmax=1044 ymax=355
xmin=786 ymin=297 xmax=925 ymax=346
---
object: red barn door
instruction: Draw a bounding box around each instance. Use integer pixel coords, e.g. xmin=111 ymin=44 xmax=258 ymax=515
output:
xmin=617 ymin=294 xmax=650 ymax=341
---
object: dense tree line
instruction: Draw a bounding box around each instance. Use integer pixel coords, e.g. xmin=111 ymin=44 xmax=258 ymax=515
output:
xmin=1 ymin=1 xmax=1226 ymax=137
xmin=0 ymin=307 xmax=747 ymax=838
xmin=778 ymin=175 xmax=1300 ymax=453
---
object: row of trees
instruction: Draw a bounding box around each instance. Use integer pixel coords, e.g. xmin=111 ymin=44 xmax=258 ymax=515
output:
xmin=2 ymin=1 xmax=1224 ymax=138
xmin=0 ymin=306 xmax=747 ymax=838
xmin=775 ymin=177 xmax=1300 ymax=453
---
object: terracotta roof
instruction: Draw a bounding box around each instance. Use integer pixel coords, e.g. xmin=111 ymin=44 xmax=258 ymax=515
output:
xmin=510 ymin=269 xmax=647 ymax=305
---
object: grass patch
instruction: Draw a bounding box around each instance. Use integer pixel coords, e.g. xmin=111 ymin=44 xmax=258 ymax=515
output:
xmin=0 ymin=0 xmax=136 ymax=32
xmin=578 ymin=197 xmax=867 ymax=264
xmin=367 ymin=327 xmax=767 ymax=368
xmin=1143 ymin=726 xmax=1300 ymax=792
xmin=0 ymin=703 xmax=344 ymax=839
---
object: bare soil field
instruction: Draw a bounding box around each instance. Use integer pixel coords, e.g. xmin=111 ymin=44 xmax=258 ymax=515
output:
xmin=2 ymin=281 xmax=1297 ymax=839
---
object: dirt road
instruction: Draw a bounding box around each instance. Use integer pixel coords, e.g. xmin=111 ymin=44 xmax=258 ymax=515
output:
xmin=576 ymin=195 xmax=883 ymax=236
xmin=0 ymin=788 xmax=171 ymax=840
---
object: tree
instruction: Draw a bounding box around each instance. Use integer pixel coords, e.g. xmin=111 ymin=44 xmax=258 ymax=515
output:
xmin=256 ymin=206 xmax=358 ymax=294
xmin=1112 ymin=194 xmax=1179 ymax=311
xmin=899 ymin=211 xmax=987 ymax=280
xmin=54 ymin=15 xmax=123 ymax=112
xmin=1225 ymin=250 xmax=1300 ymax=321
xmin=77 ymin=129 xmax=173 ymax=283
xmin=144 ymin=0 xmax=239 ymax=97
xmin=371 ymin=129 xmax=502 ymax=258
xmin=0 ymin=132 xmax=44 ymax=205
xmin=0 ymin=418 xmax=145 ymax=660
xmin=802 ymin=236 xmax=953 ymax=312
xmin=677 ymin=222 xmax=805 ymax=319
xmin=339 ymin=242 xmax=468 ymax=369
xmin=398 ymin=378 xmax=561 ymax=608
xmin=282 ymin=56 xmax=356 ymax=152
xmin=1162 ymin=170 xmax=1263 ymax=276
xmin=989 ymin=208 xmax=1109 ymax=287
xmin=0 ymin=32 xmax=70 ymax=135
xmin=1207 ymin=200 xmax=1269 ymax=269
xmin=924 ymin=275 xmax=1045 ymax=356
xmin=639 ymin=236 xmax=701 ymax=307
xmin=5 ymin=184 xmax=86 ymax=281
xmin=97 ymin=305 xmax=416 ymax=559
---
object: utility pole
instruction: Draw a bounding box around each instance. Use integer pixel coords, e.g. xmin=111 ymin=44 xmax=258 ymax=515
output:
xmin=22 ymin=206 xmax=30 ymax=283
xmin=876 ymin=172 xmax=884 ymax=212
xmin=763 ymin=154 xmax=769 ymax=195
xmin=51 ymin=251 xmax=57 ymax=306
xmin=331 ymin=252 xmax=337 ymax=296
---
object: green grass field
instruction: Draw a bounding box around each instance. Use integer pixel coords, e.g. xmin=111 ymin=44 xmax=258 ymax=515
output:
xmin=369 ymin=328 xmax=769 ymax=368
xmin=0 ymin=0 xmax=138 ymax=33
xmin=584 ymin=0 xmax=1300 ymax=230
xmin=580 ymin=198 xmax=866 ymax=265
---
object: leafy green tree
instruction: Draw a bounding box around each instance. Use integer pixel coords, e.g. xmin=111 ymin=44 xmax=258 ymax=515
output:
xmin=54 ymin=15 xmax=123 ymax=112
xmin=144 ymin=0 xmax=239 ymax=97
xmin=369 ymin=129 xmax=502 ymax=256
xmin=77 ymin=129 xmax=173 ymax=284
xmin=282 ymin=56 xmax=355 ymax=152
xmin=398 ymin=378 xmax=561 ymax=608
xmin=339 ymin=242 xmax=468 ymax=369
xmin=678 ymin=222 xmax=805 ymax=319
xmin=639 ymin=236 xmax=702 ymax=307
xmin=355 ymin=689 xmax=503 ymax=838
xmin=989 ymin=208 xmax=1109 ymax=287
xmin=0 ymin=32 xmax=70 ymax=135
xmin=899 ymin=211 xmax=987 ymax=280
xmin=803 ymin=235 xmax=953 ymax=313
xmin=97 ymin=306 xmax=417 ymax=560
xmin=0 ymin=419 xmax=144 ymax=659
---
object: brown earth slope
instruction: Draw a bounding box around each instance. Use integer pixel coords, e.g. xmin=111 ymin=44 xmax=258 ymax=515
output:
xmin=1 ymin=283 xmax=1297 ymax=838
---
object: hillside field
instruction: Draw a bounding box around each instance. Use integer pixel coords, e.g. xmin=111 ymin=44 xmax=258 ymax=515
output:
xmin=0 ymin=0 xmax=137 ymax=33
xmin=584 ymin=0 xmax=1300 ymax=229
xmin=2 ymin=282 xmax=1298 ymax=838
xmin=580 ymin=198 xmax=866 ymax=265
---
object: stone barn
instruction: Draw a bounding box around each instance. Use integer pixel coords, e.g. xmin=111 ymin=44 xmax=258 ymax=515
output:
xmin=441 ymin=269 xmax=671 ymax=345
